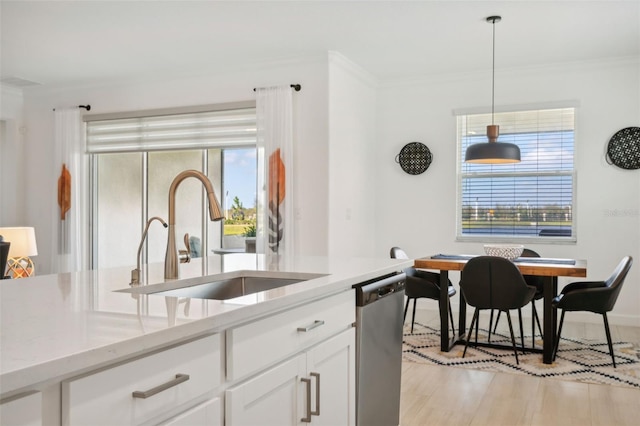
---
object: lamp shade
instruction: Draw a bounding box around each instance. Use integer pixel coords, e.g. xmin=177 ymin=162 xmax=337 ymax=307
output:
xmin=464 ymin=140 xmax=521 ymax=164
xmin=0 ymin=227 xmax=38 ymax=257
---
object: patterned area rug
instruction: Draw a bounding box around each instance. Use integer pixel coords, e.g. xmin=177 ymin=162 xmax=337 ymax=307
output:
xmin=403 ymin=322 xmax=640 ymax=389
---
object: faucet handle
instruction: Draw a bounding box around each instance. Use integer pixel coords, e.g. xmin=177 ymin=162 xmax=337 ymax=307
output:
xmin=130 ymin=268 xmax=141 ymax=286
xmin=179 ymin=233 xmax=191 ymax=264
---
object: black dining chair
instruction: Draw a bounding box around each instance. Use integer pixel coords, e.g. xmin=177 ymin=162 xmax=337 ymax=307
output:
xmin=390 ymin=247 xmax=456 ymax=335
xmin=489 ymin=248 xmax=544 ymax=348
xmin=552 ymin=256 xmax=633 ymax=368
xmin=460 ymin=256 xmax=536 ymax=365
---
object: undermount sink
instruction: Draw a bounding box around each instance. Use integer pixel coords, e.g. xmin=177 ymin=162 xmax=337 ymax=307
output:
xmin=118 ymin=270 xmax=327 ymax=301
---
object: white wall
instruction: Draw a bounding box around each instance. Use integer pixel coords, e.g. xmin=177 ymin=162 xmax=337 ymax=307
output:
xmin=328 ymin=53 xmax=378 ymax=258
xmin=13 ymin=53 xmax=640 ymax=325
xmin=21 ymin=58 xmax=331 ymax=273
xmin=374 ymin=58 xmax=640 ymax=326
xmin=0 ymin=85 xmax=25 ymax=226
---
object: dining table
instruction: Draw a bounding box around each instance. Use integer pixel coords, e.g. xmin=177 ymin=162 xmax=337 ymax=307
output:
xmin=414 ymin=254 xmax=587 ymax=364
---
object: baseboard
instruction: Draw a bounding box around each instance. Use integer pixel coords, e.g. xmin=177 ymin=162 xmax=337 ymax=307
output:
xmin=412 ymin=306 xmax=640 ymax=328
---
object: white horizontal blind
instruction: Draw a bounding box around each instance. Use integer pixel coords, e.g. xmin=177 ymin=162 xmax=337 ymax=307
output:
xmin=86 ymin=107 xmax=256 ymax=153
xmin=457 ymin=107 xmax=576 ymax=240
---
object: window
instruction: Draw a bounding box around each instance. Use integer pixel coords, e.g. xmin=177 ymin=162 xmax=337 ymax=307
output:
xmin=85 ymin=103 xmax=257 ymax=269
xmin=457 ymin=107 xmax=576 ymax=241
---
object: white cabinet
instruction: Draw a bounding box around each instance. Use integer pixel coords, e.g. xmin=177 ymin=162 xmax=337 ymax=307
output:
xmin=225 ymin=290 xmax=356 ymax=425
xmin=8 ymin=289 xmax=355 ymax=426
xmin=0 ymin=391 xmax=42 ymax=426
xmin=226 ymin=329 xmax=355 ymax=425
xmin=62 ymin=334 xmax=221 ymax=426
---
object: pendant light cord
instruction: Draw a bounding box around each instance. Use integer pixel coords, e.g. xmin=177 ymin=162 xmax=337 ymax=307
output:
xmin=491 ymin=18 xmax=496 ymax=126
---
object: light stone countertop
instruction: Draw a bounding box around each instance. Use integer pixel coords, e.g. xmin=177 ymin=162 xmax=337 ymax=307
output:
xmin=0 ymin=254 xmax=411 ymax=398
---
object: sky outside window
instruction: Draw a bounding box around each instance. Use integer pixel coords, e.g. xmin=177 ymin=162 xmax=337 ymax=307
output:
xmin=223 ymin=148 xmax=257 ymax=210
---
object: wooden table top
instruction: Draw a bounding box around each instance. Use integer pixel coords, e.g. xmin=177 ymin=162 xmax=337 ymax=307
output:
xmin=414 ymin=255 xmax=587 ymax=278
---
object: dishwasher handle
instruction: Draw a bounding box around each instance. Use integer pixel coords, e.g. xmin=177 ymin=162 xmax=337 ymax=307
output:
xmin=355 ymin=272 xmax=406 ymax=306
xmin=376 ymin=286 xmax=395 ymax=298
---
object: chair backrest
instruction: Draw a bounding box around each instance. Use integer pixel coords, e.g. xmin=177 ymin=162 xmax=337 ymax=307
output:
xmin=522 ymin=248 xmax=540 ymax=258
xmin=521 ymin=248 xmax=544 ymax=289
xmin=390 ymin=246 xmax=420 ymax=279
xmin=602 ymin=256 xmax=633 ymax=311
xmin=189 ymin=236 xmax=202 ymax=258
xmin=460 ymin=256 xmax=534 ymax=311
xmin=390 ymin=247 xmax=409 ymax=260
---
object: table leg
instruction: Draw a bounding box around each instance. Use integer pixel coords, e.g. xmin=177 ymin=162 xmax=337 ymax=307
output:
xmin=542 ymin=276 xmax=558 ymax=364
xmin=440 ymin=270 xmax=450 ymax=352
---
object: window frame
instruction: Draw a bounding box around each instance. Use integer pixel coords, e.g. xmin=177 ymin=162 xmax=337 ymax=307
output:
xmin=455 ymin=105 xmax=578 ymax=244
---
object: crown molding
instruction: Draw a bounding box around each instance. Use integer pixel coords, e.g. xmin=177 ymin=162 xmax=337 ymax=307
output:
xmin=379 ymin=56 xmax=640 ymax=89
xmin=328 ymin=51 xmax=379 ymax=89
xmin=1 ymin=84 xmax=25 ymax=96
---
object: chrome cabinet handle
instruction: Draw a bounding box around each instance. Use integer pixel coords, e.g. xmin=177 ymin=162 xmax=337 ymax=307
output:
xmin=297 ymin=320 xmax=325 ymax=332
xmin=311 ymin=372 xmax=320 ymax=416
xmin=132 ymin=374 xmax=190 ymax=399
xmin=301 ymin=377 xmax=312 ymax=422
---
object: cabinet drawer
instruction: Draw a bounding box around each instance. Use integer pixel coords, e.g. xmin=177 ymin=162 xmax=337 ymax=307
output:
xmin=227 ymin=290 xmax=354 ymax=380
xmin=162 ymin=397 xmax=222 ymax=426
xmin=62 ymin=334 xmax=221 ymax=426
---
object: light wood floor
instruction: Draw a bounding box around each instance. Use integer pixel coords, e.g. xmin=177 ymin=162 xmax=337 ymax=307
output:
xmin=400 ymin=309 xmax=640 ymax=426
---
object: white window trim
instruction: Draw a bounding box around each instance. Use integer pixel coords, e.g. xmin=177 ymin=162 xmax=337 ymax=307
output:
xmin=455 ymin=105 xmax=578 ymax=244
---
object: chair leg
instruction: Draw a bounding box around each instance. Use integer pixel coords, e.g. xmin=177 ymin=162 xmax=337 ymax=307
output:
xmin=531 ymin=301 xmax=543 ymax=348
xmin=474 ymin=310 xmax=479 ymax=344
xmin=403 ymin=298 xmax=410 ymax=323
xmin=553 ymin=310 xmax=566 ymax=361
xmin=505 ymin=311 xmax=519 ymax=365
xmin=488 ymin=309 xmax=495 ymax=342
xmin=448 ymin=300 xmax=456 ymax=337
xmin=411 ymin=298 xmax=418 ymax=334
xmin=493 ymin=310 xmax=502 ymax=334
xmin=531 ymin=302 xmax=536 ymax=348
xmin=463 ymin=308 xmax=479 ymax=358
xmin=532 ymin=301 xmax=543 ymax=337
xmin=603 ymin=313 xmax=616 ymax=368
xmin=517 ymin=308 xmax=525 ymax=352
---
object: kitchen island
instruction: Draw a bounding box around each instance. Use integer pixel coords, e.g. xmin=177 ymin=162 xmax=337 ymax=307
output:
xmin=0 ymin=254 xmax=411 ymax=425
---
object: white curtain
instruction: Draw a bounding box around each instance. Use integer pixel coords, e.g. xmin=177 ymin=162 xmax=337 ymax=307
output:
xmin=255 ymin=86 xmax=295 ymax=259
xmin=52 ymin=108 xmax=86 ymax=273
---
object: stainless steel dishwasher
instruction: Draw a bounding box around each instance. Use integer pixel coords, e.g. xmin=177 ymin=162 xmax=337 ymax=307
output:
xmin=354 ymin=271 xmax=406 ymax=426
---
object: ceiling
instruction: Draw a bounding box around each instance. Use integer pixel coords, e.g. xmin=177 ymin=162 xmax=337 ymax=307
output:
xmin=1 ymin=1 xmax=639 ymax=89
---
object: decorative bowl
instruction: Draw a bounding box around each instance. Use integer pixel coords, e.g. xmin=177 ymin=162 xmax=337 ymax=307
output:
xmin=483 ymin=244 xmax=524 ymax=260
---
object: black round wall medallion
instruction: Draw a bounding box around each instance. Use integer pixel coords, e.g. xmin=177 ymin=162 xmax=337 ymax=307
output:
xmin=395 ymin=142 xmax=433 ymax=175
xmin=606 ymin=127 xmax=640 ymax=170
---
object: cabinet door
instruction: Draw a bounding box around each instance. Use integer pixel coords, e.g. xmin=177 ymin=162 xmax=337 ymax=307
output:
xmin=306 ymin=328 xmax=355 ymax=426
xmin=226 ymin=355 xmax=306 ymax=426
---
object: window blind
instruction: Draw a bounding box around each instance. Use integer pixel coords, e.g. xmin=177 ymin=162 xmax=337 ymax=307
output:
xmin=457 ymin=107 xmax=576 ymax=240
xmin=86 ymin=107 xmax=256 ymax=153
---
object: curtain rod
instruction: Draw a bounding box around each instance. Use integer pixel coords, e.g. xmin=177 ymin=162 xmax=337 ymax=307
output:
xmin=53 ymin=105 xmax=91 ymax=111
xmin=253 ymin=84 xmax=301 ymax=92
